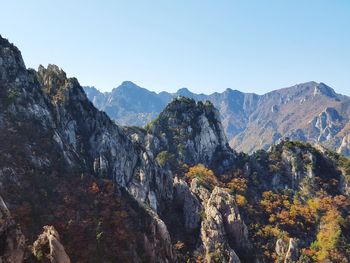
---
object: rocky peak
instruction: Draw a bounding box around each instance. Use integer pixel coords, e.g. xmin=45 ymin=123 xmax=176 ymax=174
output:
xmin=120 ymin=80 xmax=138 ymax=87
xmin=116 ymin=80 xmax=139 ymax=90
xmin=37 ymin=65 xmax=69 ymax=96
xmin=2 ymin=35 xmax=350 ymax=262
xmin=36 ymin=64 xmax=88 ymax=107
xmin=162 ymin=96 xmax=213 ymax=113
xmin=176 ymin=87 xmax=194 ymax=98
xmin=144 ymin=96 xmax=234 ymax=170
xmin=32 ymin=225 xmax=71 ymax=263
xmin=83 ymin=85 xmax=104 ymax=98
xmin=107 ymin=81 xmax=165 ymax=119
xmin=0 ymin=35 xmax=26 ymax=83
xmin=313 ymin=82 xmax=337 ymax=97
xmin=287 ymin=81 xmax=317 ymax=93
xmin=112 ymin=81 xmax=148 ymax=96
xmin=222 ymin=88 xmax=243 ymax=96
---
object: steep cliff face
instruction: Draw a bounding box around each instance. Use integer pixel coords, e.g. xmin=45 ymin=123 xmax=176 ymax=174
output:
xmin=0 ymin=35 xmax=176 ymax=262
xmin=199 ymin=186 xmax=251 ymax=263
xmin=36 ymin=64 xmax=176 ymax=213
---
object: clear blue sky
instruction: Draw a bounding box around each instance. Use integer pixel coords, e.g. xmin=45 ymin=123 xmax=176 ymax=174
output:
xmin=1 ymin=0 xmax=350 ymax=95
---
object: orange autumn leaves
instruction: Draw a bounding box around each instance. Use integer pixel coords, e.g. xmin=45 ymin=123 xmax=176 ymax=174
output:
xmin=184 ymin=164 xmax=219 ymax=187
xmin=89 ymin=182 xmax=100 ymax=194
xmin=258 ymin=190 xmax=350 ymax=262
xmin=180 ymin=163 xmax=350 ymax=262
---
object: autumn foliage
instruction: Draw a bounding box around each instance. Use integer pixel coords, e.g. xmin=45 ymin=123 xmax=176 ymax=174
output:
xmin=184 ymin=164 xmax=219 ymax=189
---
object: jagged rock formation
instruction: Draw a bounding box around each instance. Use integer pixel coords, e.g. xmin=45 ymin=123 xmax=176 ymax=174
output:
xmin=172 ymin=178 xmax=253 ymax=262
xmin=200 ymin=187 xmax=250 ymax=263
xmin=142 ymin=97 xmax=235 ymax=171
xmin=85 ymin=82 xmax=350 ymax=156
xmin=0 ymin=35 xmax=176 ymax=262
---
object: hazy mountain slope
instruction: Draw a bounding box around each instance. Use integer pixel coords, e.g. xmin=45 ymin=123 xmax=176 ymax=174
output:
xmin=84 ymin=82 xmax=350 ymax=155
xmin=85 ymin=81 xmax=168 ymax=126
xmin=205 ymin=89 xmax=259 ymax=141
xmin=230 ymin=82 xmax=350 ymax=155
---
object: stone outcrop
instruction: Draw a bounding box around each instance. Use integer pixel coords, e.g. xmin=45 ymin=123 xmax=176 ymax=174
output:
xmin=285 ymin=238 xmax=299 ymax=263
xmin=338 ymin=133 xmax=350 ymax=156
xmin=142 ymin=208 xmax=176 ymax=263
xmin=275 ymin=238 xmax=288 ymax=259
xmin=32 ymin=226 xmax=71 ymax=263
xmin=175 ymin=178 xmax=252 ymax=262
xmin=309 ymin=107 xmax=343 ymax=142
xmin=275 ymin=238 xmax=299 ymax=263
xmin=173 ymin=176 xmax=254 ymax=262
xmin=173 ymin=177 xmax=202 ymax=232
xmin=200 ymin=187 xmax=251 ymax=263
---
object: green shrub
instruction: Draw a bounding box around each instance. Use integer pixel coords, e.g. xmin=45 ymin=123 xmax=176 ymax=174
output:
xmin=5 ymin=87 xmax=19 ymax=105
xmin=156 ymin=151 xmax=174 ymax=167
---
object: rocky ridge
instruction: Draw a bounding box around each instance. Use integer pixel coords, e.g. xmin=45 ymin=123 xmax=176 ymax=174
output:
xmin=1 ymin=35 xmax=350 ymax=262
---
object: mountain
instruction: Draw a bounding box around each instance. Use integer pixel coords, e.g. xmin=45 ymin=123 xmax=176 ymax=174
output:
xmin=229 ymin=82 xmax=350 ymax=155
xmin=0 ymin=36 xmax=177 ymax=262
xmin=85 ymin=81 xmax=167 ymax=126
xmin=1 ymin=35 xmax=350 ymax=262
xmin=84 ymin=82 xmax=350 ymax=156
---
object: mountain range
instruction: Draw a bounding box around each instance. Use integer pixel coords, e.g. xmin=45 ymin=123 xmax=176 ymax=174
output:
xmin=84 ymin=81 xmax=350 ymax=156
xmin=1 ymin=35 xmax=350 ymax=263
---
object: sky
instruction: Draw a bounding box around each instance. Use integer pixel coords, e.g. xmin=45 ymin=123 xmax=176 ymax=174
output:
xmin=1 ymin=0 xmax=349 ymax=95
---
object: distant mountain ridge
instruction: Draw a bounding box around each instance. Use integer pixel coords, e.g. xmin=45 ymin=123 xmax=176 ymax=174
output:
xmin=84 ymin=82 xmax=350 ymax=156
